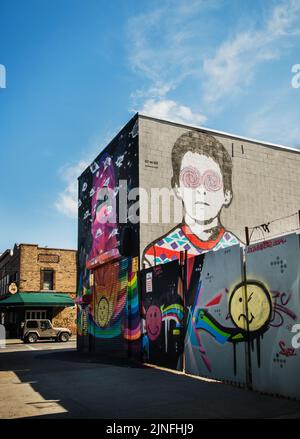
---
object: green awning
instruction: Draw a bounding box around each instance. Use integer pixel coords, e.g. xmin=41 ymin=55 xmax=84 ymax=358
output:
xmin=0 ymin=292 xmax=75 ymax=308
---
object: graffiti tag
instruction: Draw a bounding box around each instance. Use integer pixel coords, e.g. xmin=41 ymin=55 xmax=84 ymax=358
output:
xmin=270 ymin=291 xmax=297 ymax=327
xmin=278 ymin=340 xmax=296 ymax=357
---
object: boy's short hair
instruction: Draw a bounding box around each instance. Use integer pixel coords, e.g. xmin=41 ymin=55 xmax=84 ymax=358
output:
xmin=171 ymin=131 xmax=233 ymax=193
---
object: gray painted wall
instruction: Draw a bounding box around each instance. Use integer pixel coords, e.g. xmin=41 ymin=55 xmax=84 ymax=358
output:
xmin=139 ymin=115 xmax=300 ymax=263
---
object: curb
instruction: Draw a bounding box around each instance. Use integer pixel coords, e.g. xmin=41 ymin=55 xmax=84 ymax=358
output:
xmin=4 ymin=338 xmax=77 ymax=345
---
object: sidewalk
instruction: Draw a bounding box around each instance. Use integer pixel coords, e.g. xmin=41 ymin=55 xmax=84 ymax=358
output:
xmin=4 ymin=336 xmax=77 ymax=345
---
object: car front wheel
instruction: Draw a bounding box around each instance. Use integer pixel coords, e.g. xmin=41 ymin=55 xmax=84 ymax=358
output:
xmin=59 ymin=332 xmax=70 ymax=342
xmin=27 ymin=333 xmax=38 ymax=343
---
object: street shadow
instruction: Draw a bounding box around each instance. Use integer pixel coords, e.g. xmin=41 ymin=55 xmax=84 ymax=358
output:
xmin=0 ymin=347 xmax=145 ymax=369
xmin=35 ymin=349 xmax=145 ymax=368
xmin=0 ymin=347 xmax=150 ymax=419
xmin=1 ymin=348 xmax=300 ymax=419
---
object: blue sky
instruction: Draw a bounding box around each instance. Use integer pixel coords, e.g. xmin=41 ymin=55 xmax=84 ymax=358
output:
xmin=0 ymin=0 xmax=299 ymax=252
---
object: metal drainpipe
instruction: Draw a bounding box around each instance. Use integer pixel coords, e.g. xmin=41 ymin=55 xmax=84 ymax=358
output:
xmin=242 ymin=248 xmax=253 ymax=390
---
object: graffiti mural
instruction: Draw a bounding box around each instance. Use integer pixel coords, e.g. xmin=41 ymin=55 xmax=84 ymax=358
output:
xmin=184 ymin=245 xmax=248 ymax=383
xmin=123 ymin=265 xmax=142 ymax=359
xmin=77 ymin=116 xmax=141 ymax=353
xmin=91 ymin=258 xmax=128 ymax=338
xmin=77 ymin=259 xmax=128 ymax=345
xmin=184 ymin=238 xmax=299 ymax=390
xmin=140 ymin=232 xmax=300 ymax=399
xmin=77 ymin=257 xmax=141 ymax=356
xmin=142 ymin=131 xmax=240 ymax=268
xmin=87 ymin=153 xmax=120 ymax=267
xmin=190 ymin=279 xmax=273 ymax=374
xmin=76 ymin=113 xmax=300 ymax=399
xmin=141 ymin=260 xmax=184 ymax=370
xmin=246 ymin=233 xmax=300 ymax=398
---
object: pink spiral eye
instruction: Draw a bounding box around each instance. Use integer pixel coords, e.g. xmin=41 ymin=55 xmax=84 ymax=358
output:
xmin=179 ymin=166 xmax=201 ymax=188
xmin=203 ymin=170 xmax=222 ymax=191
xmin=180 ymin=167 xmax=222 ymax=191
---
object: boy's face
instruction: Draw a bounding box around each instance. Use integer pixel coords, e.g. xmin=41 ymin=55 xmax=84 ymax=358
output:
xmin=175 ymin=152 xmax=232 ymax=224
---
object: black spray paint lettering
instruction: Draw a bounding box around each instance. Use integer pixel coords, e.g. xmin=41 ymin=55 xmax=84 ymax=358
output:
xmin=291 ymin=324 xmax=300 ymax=349
xmin=291 ymin=64 xmax=300 ymax=89
xmin=260 ymin=223 xmax=270 ymax=233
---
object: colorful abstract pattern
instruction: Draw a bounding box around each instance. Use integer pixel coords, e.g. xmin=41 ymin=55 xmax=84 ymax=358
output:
xmin=90 ymin=258 xmax=129 ymax=338
xmin=184 ymin=246 xmax=248 ymax=381
xmin=143 ymin=225 xmax=240 ymax=267
xmin=77 ymin=115 xmax=139 ymax=312
xmin=161 ymin=304 xmax=184 ymax=327
xmin=77 ymin=258 xmax=142 ymax=346
xmin=123 ymin=270 xmax=141 ymax=341
xmin=141 ymin=260 xmax=184 ymax=370
xmin=87 ymin=153 xmax=120 ymax=268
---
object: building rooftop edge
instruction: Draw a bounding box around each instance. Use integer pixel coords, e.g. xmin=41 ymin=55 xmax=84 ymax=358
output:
xmin=21 ymin=244 xmax=77 ymax=252
xmin=138 ymin=113 xmax=300 ymax=154
xmin=1 ymin=244 xmax=77 ymax=256
xmin=77 ymin=111 xmax=300 ymax=181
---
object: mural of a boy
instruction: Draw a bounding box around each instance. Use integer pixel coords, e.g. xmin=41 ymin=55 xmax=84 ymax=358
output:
xmin=142 ymin=131 xmax=240 ymax=267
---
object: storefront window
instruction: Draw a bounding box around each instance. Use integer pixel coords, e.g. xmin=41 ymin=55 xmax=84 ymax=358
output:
xmin=42 ymin=269 xmax=54 ymax=290
xmin=26 ymin=310 xmax=47 ymax=320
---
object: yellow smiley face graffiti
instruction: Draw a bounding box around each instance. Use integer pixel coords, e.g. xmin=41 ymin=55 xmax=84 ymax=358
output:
xmin=92 ymin=263 xmax=120 ymax=328
xmin=96 ymin=296 xmax=110 ymax=327
xmin=229 ymin=281 xmax=272 ymax=332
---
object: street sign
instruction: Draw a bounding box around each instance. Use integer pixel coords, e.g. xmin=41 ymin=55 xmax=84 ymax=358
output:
xmin=8 ymin=283 xmax=18 ymax=294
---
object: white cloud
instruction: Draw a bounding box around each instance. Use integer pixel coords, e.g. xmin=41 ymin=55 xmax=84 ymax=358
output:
xmin=127 ymin=0 xmax=215 ymax=123
xmin=127 ymin=0 xmax=300 ymax=122
xmin=131 ymin=83 xmax=174 ymax=101
xmin=127 ymin=1 xmax=208 ymax=86
xmin=54 ymin=160 xmax=88 ymax=218
xmin=203 ymin=0 xmax=300 ymax=104
xmin=268 ymin=0 xmax=300 ymax=36
xmin=56 ymin=0 xmax=300 ymax=221
xmin=141 ymin=98 xmax=207 ymax=125
xmin=54 ymin=126 xmax=123 ymax=219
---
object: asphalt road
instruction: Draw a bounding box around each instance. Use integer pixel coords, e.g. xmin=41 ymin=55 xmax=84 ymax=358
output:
xmin=1 ymin=342 xmax=300 ymax=419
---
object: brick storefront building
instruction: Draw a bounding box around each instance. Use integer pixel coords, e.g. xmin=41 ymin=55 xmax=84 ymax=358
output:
xmin=0 ymin=244 xmax=77 ymax=338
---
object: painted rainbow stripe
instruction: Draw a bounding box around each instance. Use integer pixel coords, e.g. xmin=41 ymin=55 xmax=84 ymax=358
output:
xmin=90 ymin=312 xmax=123 ymax=338
xmin=89 ymin=259 xmax=129 ymax=338
xmin=161 ymin=304 xmax=184 ymax=326
xmin=194 ymin=310 xmax=231 ymax=345
xmin=123 ymin=270 xmax=141 ymax=341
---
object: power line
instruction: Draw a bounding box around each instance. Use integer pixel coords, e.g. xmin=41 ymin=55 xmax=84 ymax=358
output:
xmin=248 ymin=211 xmax=298 ymax=230
xmin=245 ymin=210 xmax=300 ymax=245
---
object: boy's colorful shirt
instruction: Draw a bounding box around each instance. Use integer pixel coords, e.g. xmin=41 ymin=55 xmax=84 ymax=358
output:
xmin=142 ymin=224 xmax=240 ymax=268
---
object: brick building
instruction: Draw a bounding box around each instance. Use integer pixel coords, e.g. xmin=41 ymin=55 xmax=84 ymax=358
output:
xmin=0 ymin=244 xmax=77 ymax=338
